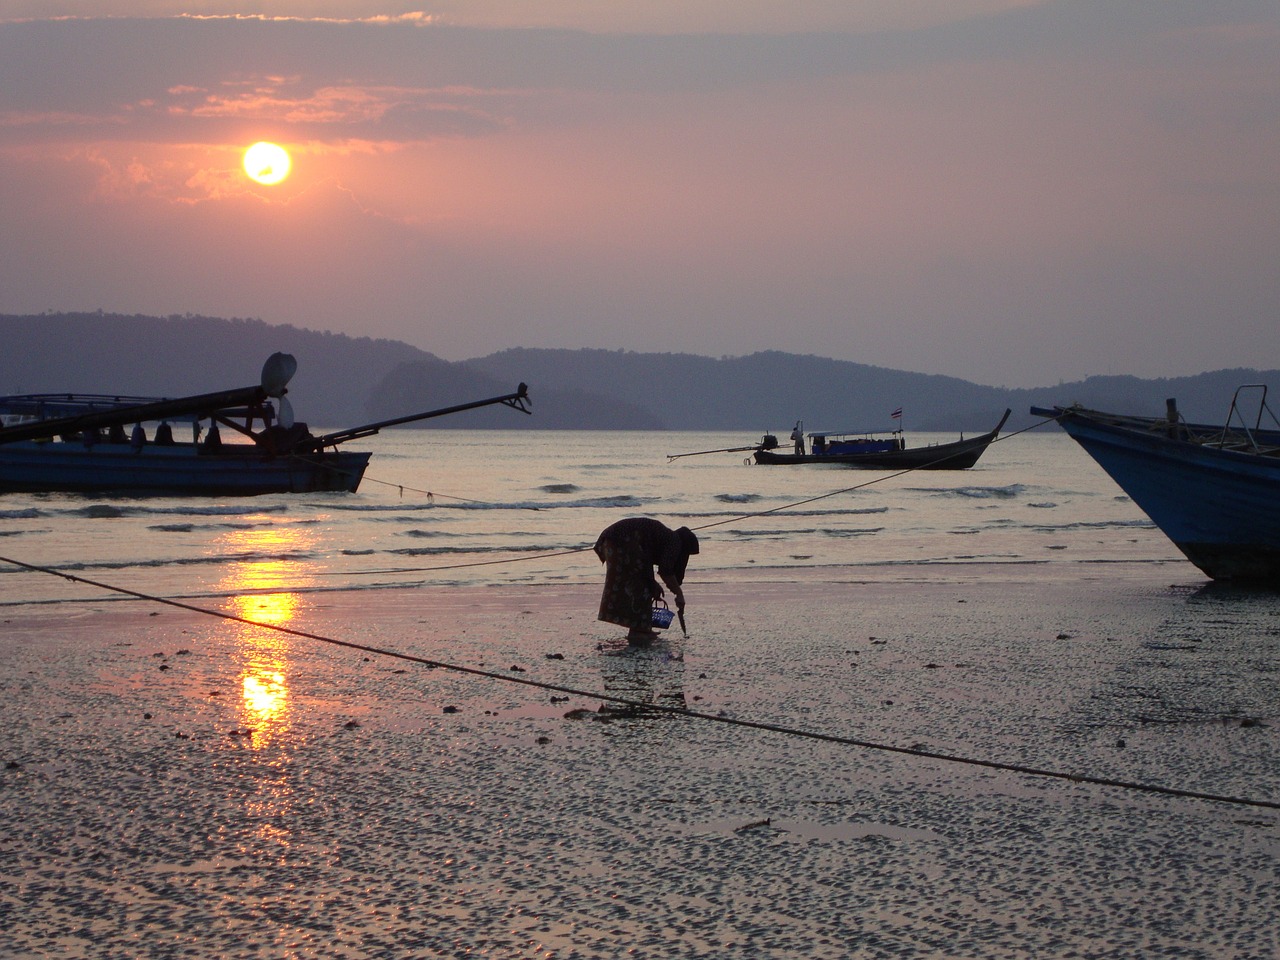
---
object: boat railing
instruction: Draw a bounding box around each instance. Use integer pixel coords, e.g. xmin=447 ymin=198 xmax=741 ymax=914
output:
xmin=1217 ymin=384 xmax=1280 ymax=454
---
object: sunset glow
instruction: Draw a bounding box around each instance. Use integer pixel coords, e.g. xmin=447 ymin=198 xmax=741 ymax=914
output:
xmin=243 ymin=142 xmax=291 ymax=185
xmin=2 ymin=6 xmax=1278 ymax=385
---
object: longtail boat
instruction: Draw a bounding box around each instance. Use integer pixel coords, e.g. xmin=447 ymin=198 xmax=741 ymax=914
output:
xmin=1033 ymin=387 xmax=1280 ymax=582
xmin=747 ymin=409 xmax=1009 ymax=469
xmin=0 ymin=353 xmax=530 ymax=496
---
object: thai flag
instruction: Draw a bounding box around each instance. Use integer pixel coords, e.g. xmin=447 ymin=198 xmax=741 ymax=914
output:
xmin=891 ymin=407 xmax=902 ymax=420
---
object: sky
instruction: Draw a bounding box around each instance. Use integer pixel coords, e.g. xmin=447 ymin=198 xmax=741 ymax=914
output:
xmin=1 ymin=3 xmax=1278 ymax=388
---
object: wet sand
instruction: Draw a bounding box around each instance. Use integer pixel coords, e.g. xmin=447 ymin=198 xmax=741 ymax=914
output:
xmin=2 ymin=568 xmax=1278 ymax=958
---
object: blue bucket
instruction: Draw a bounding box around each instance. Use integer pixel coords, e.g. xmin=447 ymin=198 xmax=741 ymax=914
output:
xmin=651 ymin=601 xmax=675 ymax=629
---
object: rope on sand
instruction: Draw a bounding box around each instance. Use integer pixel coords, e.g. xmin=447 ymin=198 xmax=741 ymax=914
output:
xmin=3 ymin=553 xmax=1277 ymax=814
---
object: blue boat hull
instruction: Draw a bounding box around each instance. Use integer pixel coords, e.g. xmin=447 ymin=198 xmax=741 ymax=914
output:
xmin=0 ymin=441 xmax=370 ymax=496
xmin=1037 ymin=407 xmax=1280 ymax=582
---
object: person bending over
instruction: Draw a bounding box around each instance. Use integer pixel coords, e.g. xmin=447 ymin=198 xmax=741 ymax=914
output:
xmin=593 ymin=517 xmax=699 ymax=643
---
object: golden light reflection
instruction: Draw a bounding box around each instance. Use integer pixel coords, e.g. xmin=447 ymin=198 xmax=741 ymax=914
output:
xmin=216 ymin=523 xmax=317 ymax=625
xmin=243 ymin=670 xmax=289 ymax=719
xmin=213 ymin=521 xmax=320 ymax=750
xmin=209 ymin=520 xmax=325 ymax=854
xmin=230 ymin=563 xmax=303 ymax=625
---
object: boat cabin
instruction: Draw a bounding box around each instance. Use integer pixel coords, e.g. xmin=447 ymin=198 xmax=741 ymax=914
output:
xmin=809 ymin=430 xmax=904 ymax=456
xmin=0 ymin=393 xmax=279 ymax=451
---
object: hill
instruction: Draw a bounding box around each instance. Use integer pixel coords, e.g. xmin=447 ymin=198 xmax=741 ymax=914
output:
xmin=2 ymin=313 xmax=1276 ymax=431
xmin=0 ymin=312 xmax=650 ymax=430
xmin=468 ymin=347 xmax=1277 ymax=432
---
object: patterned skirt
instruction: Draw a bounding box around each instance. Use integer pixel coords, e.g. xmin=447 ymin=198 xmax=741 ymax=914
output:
xmin=596 ymin=536 xmax=655 ymax=630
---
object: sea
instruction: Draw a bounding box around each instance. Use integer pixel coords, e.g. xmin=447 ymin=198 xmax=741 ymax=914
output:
xmin=0 ymin=427 xmax=1188 ymax=608
xmin=5 ymin=428 xmax=1280 ymax=960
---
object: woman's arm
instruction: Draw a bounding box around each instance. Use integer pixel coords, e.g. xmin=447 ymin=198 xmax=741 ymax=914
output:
xmin=657 ymin=570 xmax=685 ymax=610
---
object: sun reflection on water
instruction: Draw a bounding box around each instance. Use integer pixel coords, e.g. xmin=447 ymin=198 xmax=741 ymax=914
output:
xmin=242 ymin=670 xmax=288 ymax=719
xmin=211 ymin=520 xmax=325 ymax=851
xmin=213 ymin=521 xmax=321 ymax=749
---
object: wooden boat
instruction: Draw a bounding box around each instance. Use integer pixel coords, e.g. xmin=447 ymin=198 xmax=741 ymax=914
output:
xmin=749 ymin=409 xmax=1009 ymax=469
xmin=1032 ymin=386 xmax=1280 ymax=582
xmin=0 ymin=353 xmax=530 ymax=496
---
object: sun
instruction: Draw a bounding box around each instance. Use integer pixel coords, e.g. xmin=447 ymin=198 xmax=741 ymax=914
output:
xmin=243 ymin=141 xmax=291 ymax=185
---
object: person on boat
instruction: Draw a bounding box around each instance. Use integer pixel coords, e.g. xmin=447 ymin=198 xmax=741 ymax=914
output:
xmin=594 ymin=518 xmax=698 ymax=643
xmin=201 ymin=421 xmax=223 ymax=451
xmin=790 ymin=421 xmax=805 ymax=456
xmin=108 ymin=422 xmax=127 ymax=444
xmin=154 ymin=421 xmax=175 ymax=445
xmin=130 ymin=423 xmax=145 ymax=452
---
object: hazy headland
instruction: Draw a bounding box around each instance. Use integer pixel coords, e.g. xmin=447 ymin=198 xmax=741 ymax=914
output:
xmin=3 ymin=312 xmax=1274 ymax=432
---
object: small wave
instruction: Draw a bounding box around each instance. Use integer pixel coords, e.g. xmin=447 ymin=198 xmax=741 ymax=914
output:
xmin=715 ymin=493 xmax=762 ymax=504
xmin=455 ymin=495 xmax=656 ymax=511
xmin=59 ymin=502 xmax=290 ymax=520
xmin=1027 ymin=519 xmax=1154 ymax=532
xmin=147 ymin=520 xmax=263 ymax=533
xmin=540 ymin=483 xmax=580 ymax=494
xmin=388 ymin=544 xmax=568 ymax=557
xmin=83 ymin=504 xmax=125 ymax=518
xmin=50 ymin=550 xmax=320 ymax=573
xmin=327 ymin=502 xmax=437 ymax=514
xmin=330 ymin=494 xmax=655 ymax=513
xmin=0 ymin=508 xmax=41 ymax=520
xmin=728 ymin=527 xmax=820 ymax=537
xmin=726 ymin=525 xmax=883 ymax=539
xmin=684 ymin=506 xmax=889 ymax=519
xmin=946 ymin=484 xmax=1026 ymax=500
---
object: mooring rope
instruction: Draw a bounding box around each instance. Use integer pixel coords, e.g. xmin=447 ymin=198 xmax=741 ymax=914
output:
xmin=311 ymin=415 xmax=1057 ymax=579
xmin=693 ymin=415 xmax=1052 ymax=533
xmin=2 ymin=552 xmax=1276 ymax=813
xmin=287 ymin=450 xmax=533 ymax=509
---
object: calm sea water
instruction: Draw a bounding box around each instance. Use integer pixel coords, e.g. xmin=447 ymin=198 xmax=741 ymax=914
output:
xmin=5 ymin=428 xmax=1279 ymax=960
xmin=0 ymin=427 xmax=1191 ymax=607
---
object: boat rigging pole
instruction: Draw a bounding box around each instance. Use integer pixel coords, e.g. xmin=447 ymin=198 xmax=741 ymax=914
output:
xmin=667 ymin=437 xmax=775 ymax=461
xmin=311 ymin=383 xmax=532 ymax=447
xmin=0 ymin=385 xmax=272 ymax=446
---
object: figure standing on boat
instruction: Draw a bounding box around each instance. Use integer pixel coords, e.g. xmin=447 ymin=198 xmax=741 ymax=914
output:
xmin=790 ymin=421 xmax=805 ymax=455
xmin=594 ymin=518 xmax=699 ymax=643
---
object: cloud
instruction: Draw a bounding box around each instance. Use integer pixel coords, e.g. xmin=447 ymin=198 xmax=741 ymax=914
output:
xmin=0 ymin=2 xmax=1278 ymax=386
xmin=4 ymin=5 xmax=1277 ymax=146
xmin=0 ymin=2 xmax=1028 ymax=34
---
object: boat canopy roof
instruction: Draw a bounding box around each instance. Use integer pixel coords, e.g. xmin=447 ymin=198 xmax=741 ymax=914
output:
xmin=0 ymin=393 xmax=263 ymax=424
xmin=807 ymin=426 xmax=903 ymax=439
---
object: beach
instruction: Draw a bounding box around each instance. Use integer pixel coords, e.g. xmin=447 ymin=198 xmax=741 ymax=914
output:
xmin=3 ymin=565 xmax=1278 ymax=959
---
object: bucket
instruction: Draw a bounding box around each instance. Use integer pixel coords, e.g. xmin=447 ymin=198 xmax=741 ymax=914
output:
xmin=651 ymin=600 xmax=675 ymax=629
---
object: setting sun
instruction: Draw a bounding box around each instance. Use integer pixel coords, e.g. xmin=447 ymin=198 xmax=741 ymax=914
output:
xmin=243 ymin=141 xmax=291 ymax=185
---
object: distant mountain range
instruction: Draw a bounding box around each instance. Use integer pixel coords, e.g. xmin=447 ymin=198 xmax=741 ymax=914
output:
xmin=3 ymin=312 xmax=1275 ymax=432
